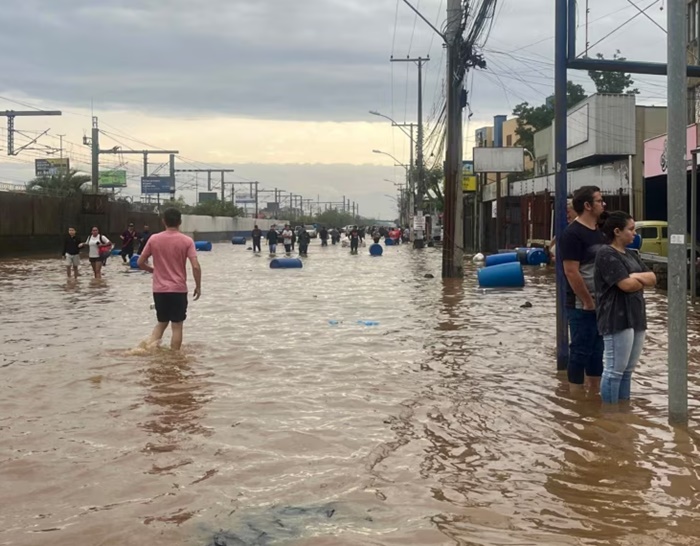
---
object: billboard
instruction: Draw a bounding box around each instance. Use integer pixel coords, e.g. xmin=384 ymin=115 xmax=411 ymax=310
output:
xmin=236 ymin=195 xmax=256 ymax=204
xmin=99 ymin=170 xmax=127 ymax=188
xmin=462 ymin=160 xmax=476 ymax=192
xmin=473 ymin=147 xmax=525 ymax=173
xmin=141 ymin=176 xmax=174 ymax=194
xmin=643 ymin=124 xmax=698 ymax=178
xmin=35 ymin=158 xmax=69 ymax=177
xmin=198 ymin=192 xmax=218 ymax=202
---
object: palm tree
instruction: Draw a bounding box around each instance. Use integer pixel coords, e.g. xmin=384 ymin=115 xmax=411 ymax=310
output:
xmin=27 ymin=169 xmax=92 ymax=196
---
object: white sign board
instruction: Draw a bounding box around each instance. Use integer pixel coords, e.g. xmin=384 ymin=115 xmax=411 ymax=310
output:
xmin=567 ymin=104 xmax=589 ymax=149
xmin=482 ymin=181 xmax=497 ymax=202
xmin=491 ymin=201 xmax=497 ymax=218
xmin=473 ymin=147 xmax=525 ymax=173
xmin=413 ymin=215 xmax=426 ymax=231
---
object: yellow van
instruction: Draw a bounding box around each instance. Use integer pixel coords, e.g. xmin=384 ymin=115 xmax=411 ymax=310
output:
xmin=635 ymin=221 xmax=668 ymax=257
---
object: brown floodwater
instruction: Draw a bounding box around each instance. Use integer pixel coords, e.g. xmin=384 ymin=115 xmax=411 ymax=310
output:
xmin=1 ymin=243 xmax=700 ymax=546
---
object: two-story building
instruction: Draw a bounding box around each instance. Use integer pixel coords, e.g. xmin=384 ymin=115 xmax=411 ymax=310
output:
xmin=508 ymin=94 xmax=666 ymax=246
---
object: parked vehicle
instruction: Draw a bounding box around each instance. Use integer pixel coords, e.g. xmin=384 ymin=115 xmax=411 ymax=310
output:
xmin=635 ymin=220 xmax=699 ymax=260
xmin=304 ymin=225 xmax=318 ymax=238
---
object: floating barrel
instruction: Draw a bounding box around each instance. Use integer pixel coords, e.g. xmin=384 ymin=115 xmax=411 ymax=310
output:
xmin=231 ymin=236 xmax=246 ymax=245
xmin=485 ymin=252 xmax=518 ymax=267
xmin=129 ymin=254 xmax=140 ymax=269
xmin=516 ymin=248 xmax=530 ymax=265
xmin=478 ymin=262 xmax=525 ymax=288
xmin=369 ymin=243 xmax=383 ymax=256
xmin=385 ymin=238 xmax=395 ymax=246
xmin=111 ymin=248 xmax=121 ymax=256
xmin=627 ymin=233 xmax=642 ymax=250
xmin=526 ymin=248 xmax=549 ymax=266
xmin=270 ymin=258 xmax=303 ymax=269
xmin=195 ymin=241 xmax=212 ymax=251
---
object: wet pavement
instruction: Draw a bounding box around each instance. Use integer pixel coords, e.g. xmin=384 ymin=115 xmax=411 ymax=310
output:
xmin=1 ymin=242 xmax=700 ymax=545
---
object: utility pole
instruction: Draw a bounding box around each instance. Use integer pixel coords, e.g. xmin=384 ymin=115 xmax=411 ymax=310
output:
xmin=91 ymin=116 xmax=99 ymax=193
xmin=57 ymin=134 xmax=65 ymax=158
xmin=0 ymin=110 xmax=62 ymax=156
xmin=391 ymin=56 xmax=429 ymax=245
xmin=174 ymin=169 xmax=235 ymax=202
xmin=667 ymin=1 xmax=688 ymax=424
xmin=442 ymin=0 xmax=464 ymax=277
xmin=87 ymin=116 xmax=179 ymax=194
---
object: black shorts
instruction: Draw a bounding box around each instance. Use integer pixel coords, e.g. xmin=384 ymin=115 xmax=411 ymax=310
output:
xmin=153 ymin=292 xmax=188 ymax=323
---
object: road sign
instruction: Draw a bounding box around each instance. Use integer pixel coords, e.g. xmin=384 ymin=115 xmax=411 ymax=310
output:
xmin=35 ymin=158 xmax=69 ymax=177
xmin=141 ymin=176 xmax=173 ymax=194
xmin=198 ymin=192 xmax=218 ymax=202
xmin=99 ymin=170 xmax=127 ymax=188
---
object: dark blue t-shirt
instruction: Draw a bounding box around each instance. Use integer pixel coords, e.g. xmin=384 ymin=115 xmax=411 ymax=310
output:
xmin=559 ymin=220 xmax=606 ymax=309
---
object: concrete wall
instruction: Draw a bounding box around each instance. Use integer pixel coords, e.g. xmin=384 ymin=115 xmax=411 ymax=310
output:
xmin=0 ymin=191 xmax=287 ymax=255
xmin=180 ymin=216 xmax=288 ymax=241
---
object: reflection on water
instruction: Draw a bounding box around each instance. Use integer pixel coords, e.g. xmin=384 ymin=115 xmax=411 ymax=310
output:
xmin=0 ymin=246 xmax=699 ymax=546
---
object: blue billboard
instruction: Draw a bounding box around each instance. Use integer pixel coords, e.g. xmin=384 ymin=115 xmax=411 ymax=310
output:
xmin=141 ymin=176 xmax=173 ymax=194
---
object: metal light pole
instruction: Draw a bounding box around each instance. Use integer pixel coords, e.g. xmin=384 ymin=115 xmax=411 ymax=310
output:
xmin=370 ymin=110 xmax=417 ymax=219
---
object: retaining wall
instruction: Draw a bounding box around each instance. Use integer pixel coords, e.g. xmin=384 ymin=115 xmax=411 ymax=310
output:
xmin=0 ymin=192 xmax=286 ymax=256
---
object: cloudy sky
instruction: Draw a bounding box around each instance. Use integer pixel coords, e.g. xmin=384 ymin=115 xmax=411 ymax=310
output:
xmin=0 ymin=0 xmax=670 ymax=218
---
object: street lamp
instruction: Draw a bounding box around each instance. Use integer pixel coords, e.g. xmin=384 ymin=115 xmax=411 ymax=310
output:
xmin=369 ymin=110 xmax=416 ymax=144
xmin=372 ymin=149 xmax=409 ymax=171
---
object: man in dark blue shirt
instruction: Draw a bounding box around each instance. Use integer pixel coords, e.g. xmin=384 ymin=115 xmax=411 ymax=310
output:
xmin=559 ymin=186 xmax=606 ymax=394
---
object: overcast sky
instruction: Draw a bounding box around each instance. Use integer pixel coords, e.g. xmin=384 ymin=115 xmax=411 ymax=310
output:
xmin=0 ymin=0 xmax=670 ymax=218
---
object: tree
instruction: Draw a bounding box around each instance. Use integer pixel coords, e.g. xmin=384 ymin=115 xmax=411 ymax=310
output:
xmin=27 ymin=169 xmax=91 ymax=196
xmin=587 ymin=50 xmax=639 ymax=95
xmin=512 ymin=81 xmax=587 ymax=153
xmin=314 ymin=208 xmax=357 ymax=228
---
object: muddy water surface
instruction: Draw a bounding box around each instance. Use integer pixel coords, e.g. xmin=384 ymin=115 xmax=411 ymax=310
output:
xmin=1 ymin=243 xmax=700 ymax=545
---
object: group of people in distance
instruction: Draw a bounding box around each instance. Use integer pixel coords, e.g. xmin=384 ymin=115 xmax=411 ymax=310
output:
xmin=62 ymin=222 xmax=152 ymax=279
xmin=559 ymin=185 xmax=656 ymax=405
xmin=60 ymin=209 xmax=201 ymax=351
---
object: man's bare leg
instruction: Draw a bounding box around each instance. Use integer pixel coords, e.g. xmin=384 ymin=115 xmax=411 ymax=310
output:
xmin=150 ymin=322 xmax=169 ymax=346
xmin=73 ymin=266 xmax=79 ymax=277
xmin=171 ymin=322 xmax=184 ymax=350
xmin=586 ymin=376 xmax=601 ymax=395
xmin=66 ymin=266 xmax=72 ymax=278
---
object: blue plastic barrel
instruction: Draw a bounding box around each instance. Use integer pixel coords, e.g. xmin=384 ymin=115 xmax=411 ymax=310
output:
xmin=195 ymin=241 xmax=212 ymax=251
xmin=270 ymin=258 xmax=303 ymax=269
xmin=129 ymin=254 xmax=140 ymax=269
xmin=516 ymin=248 xmax=530 ymax=265
xmin=485 ymin=252 xmax=518 ymax=267
xmin=627 ymin=233 xmax=642 ymax=250
xmin=526 ymin=248 xmax=549 ymax=266
xmin=478 ymin=262 xmax=525 ymax=288
xmin=231 ymin=236 xmax=246 ymax=245
xmin=111 ymin=248 xmax=121 ymax=256
xmin=385 ymin=238 xmax=394 ymax=246
xmin=369 ymin=243 xmax=383 ymax=256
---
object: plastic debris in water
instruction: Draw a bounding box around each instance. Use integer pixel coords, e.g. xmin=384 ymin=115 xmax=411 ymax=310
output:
xmin=328 ymin=320 xmax=340 ymax=326
xmin=357 ymin=320 xmax=379 ymax=326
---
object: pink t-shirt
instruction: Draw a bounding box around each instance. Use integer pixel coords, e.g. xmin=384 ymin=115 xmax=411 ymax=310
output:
xmin=140 ymin=230 xmax=197 ymax=293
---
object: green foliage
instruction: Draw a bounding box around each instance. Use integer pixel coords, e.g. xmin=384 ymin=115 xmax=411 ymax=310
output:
xmin=587 ymin=50 xmax=640 ymax=95
xmin=314 ymin=209 xmax=358 ymax=228
xmin=512 ymin=81 xmax=587 ymax=152
xmin=26 ymin=169 xmax=91 ymax=196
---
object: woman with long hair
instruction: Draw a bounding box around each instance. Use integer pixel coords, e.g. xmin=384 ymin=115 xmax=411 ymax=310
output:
xmin=85 ymin=226 xmax=112 ymax=279
xmin=594 ymin=211 xmax=656 ymax=404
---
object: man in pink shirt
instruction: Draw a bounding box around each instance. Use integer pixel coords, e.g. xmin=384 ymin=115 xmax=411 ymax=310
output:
xmin=138 ymin=208 xmax=202 ymax=350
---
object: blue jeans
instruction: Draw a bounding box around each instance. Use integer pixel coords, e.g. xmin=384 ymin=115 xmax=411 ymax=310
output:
xmin=567 ymin=308 xmax=604 ymax=384
xmin=269 ymin=243 xmax=277 ymax=254
xmin=601 ymin=329 xmax=646 ymax=404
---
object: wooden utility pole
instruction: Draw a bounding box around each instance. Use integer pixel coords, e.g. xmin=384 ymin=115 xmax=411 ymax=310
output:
xmin=442 ymin=0 xmax=464 ymax=277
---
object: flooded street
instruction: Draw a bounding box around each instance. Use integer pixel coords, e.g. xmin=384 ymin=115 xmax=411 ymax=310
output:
xmin=2 ymin=243 xmax=700 ymax=546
